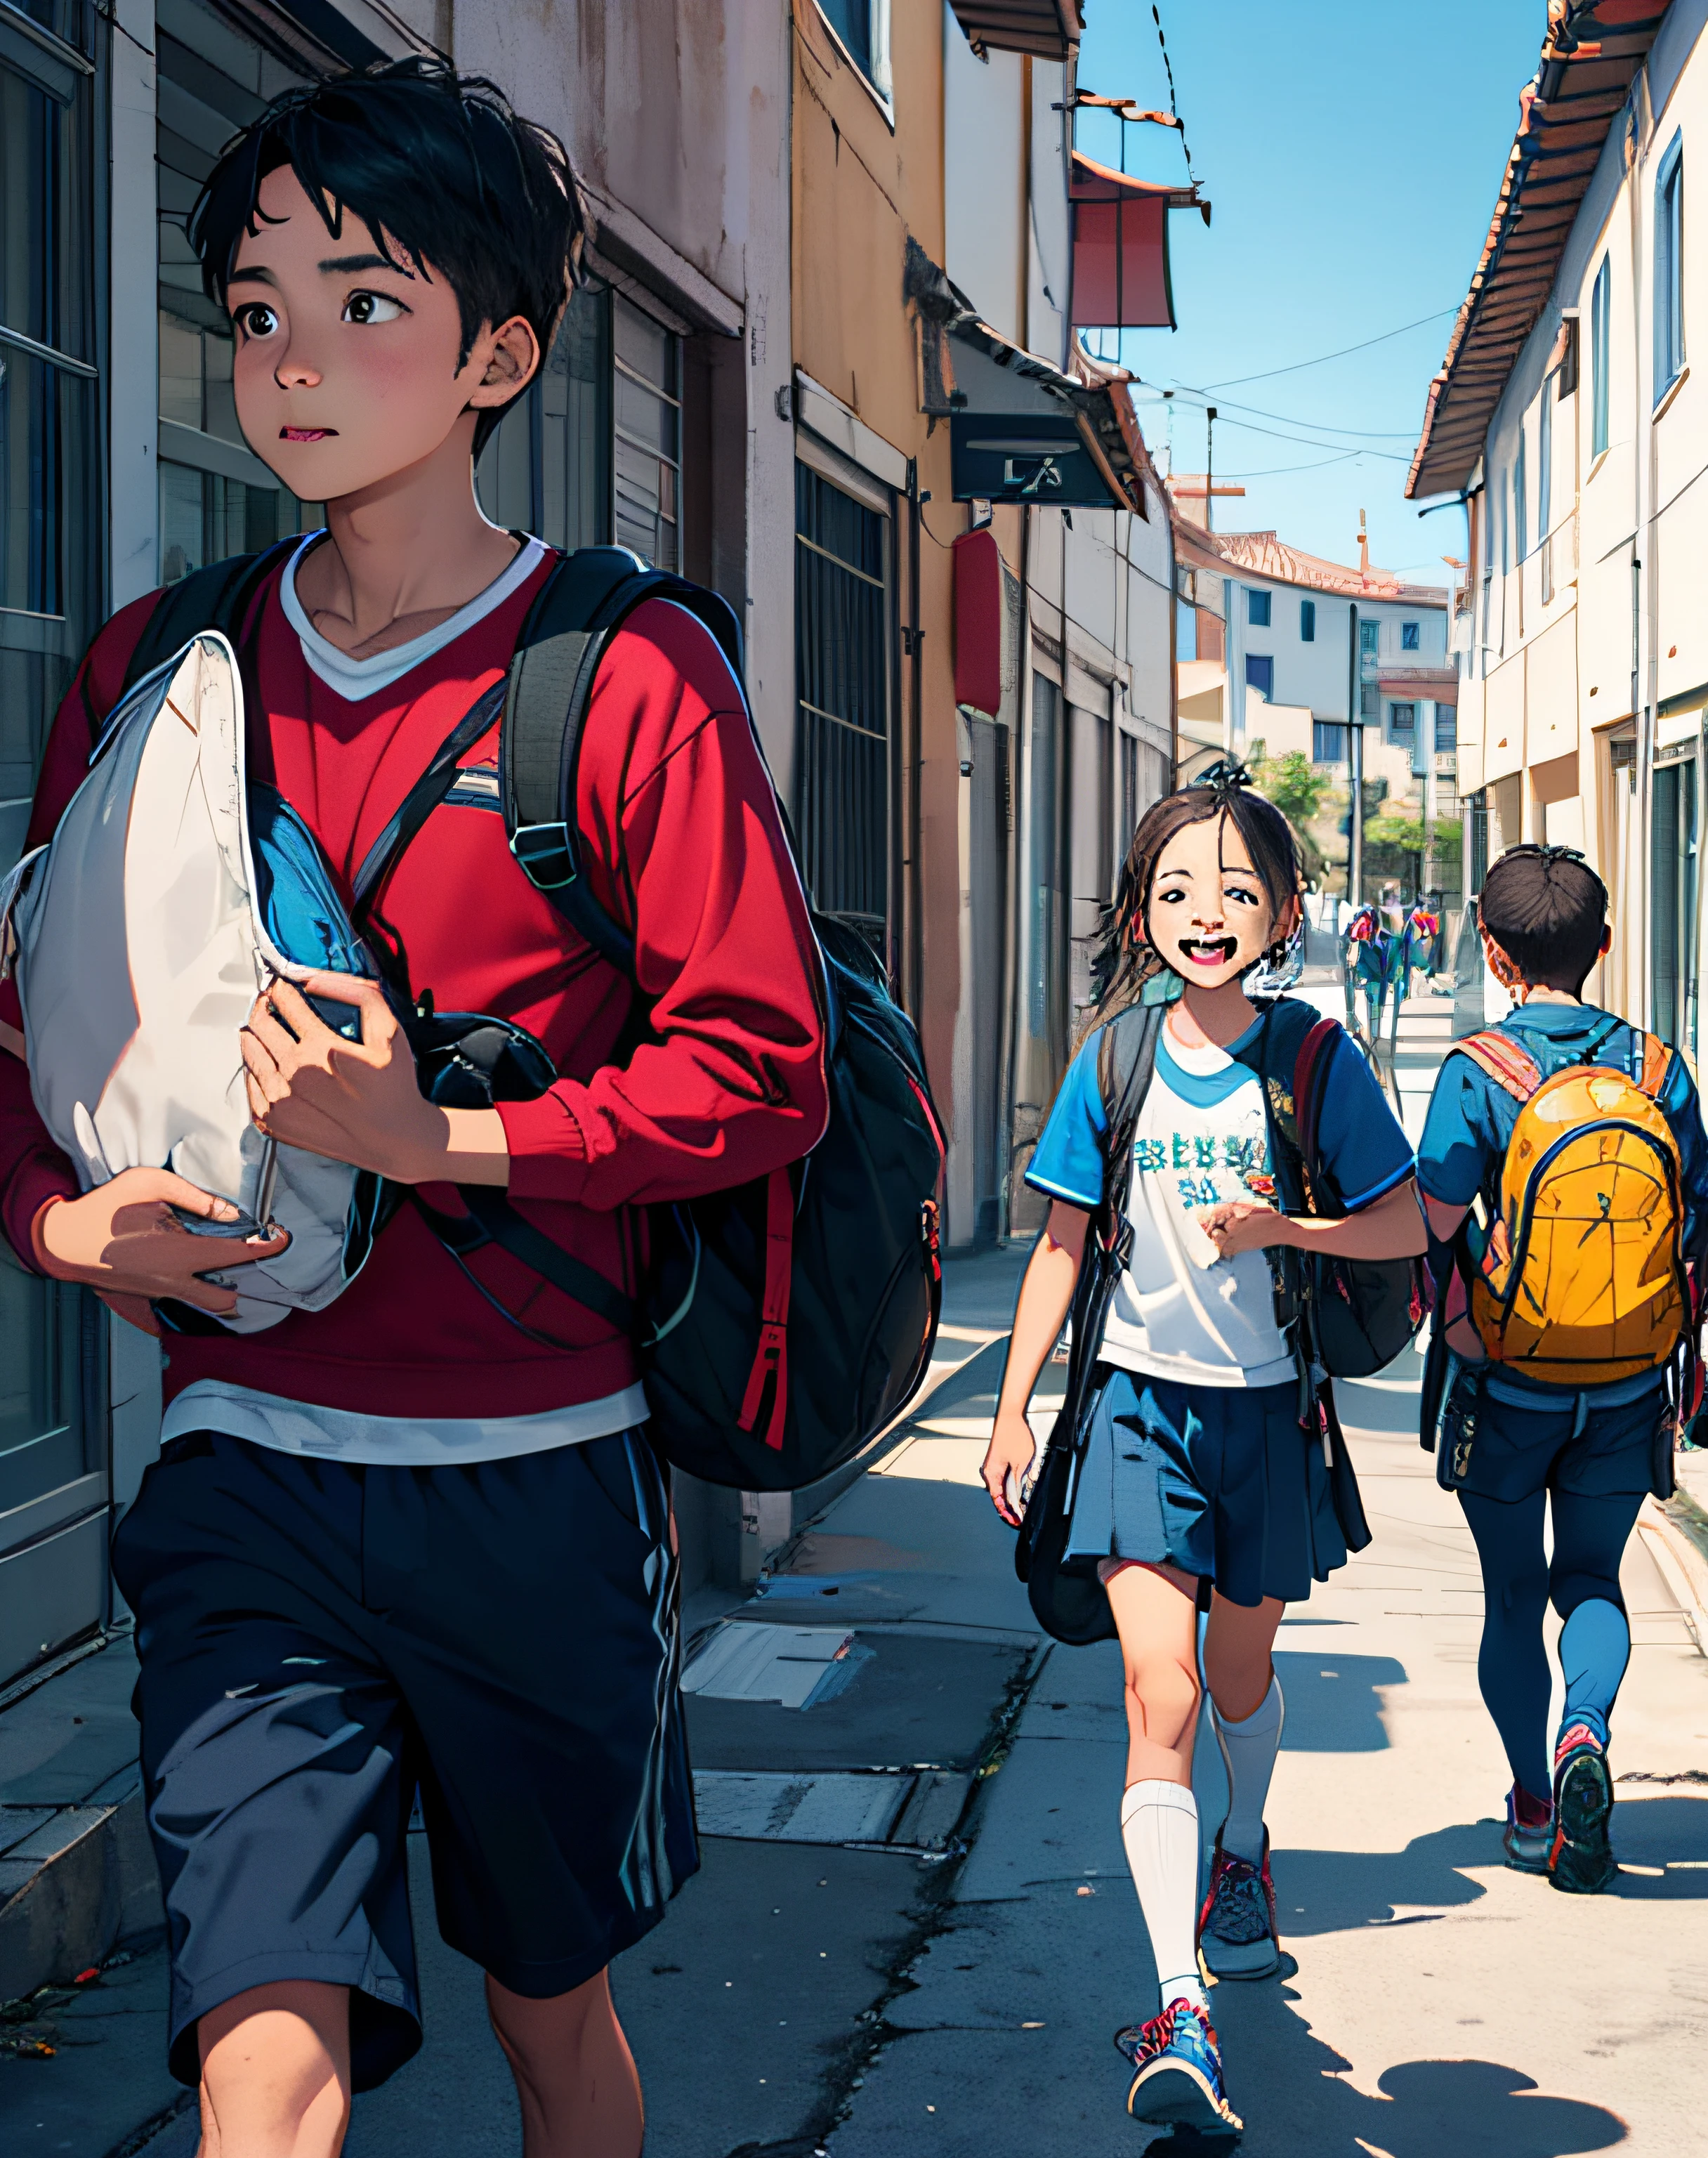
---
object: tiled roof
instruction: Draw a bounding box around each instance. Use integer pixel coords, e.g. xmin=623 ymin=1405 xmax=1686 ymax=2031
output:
xmin=1407 ymin=0 xmax=1671 ymax=499
xmin=945 ymin=0 xmax=1082 ymax=60
xmin=1171 ymin=513 xmax=1449 ymax=606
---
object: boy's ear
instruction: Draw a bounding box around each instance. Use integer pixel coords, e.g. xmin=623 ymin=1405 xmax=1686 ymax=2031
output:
xmin=465 ymin=314 xmax=542 ymax=409
xmin=1480 ymin=922 xmax=1524 ymax=991
xmin=1599 ymin=923 xmax=1612 ymax=957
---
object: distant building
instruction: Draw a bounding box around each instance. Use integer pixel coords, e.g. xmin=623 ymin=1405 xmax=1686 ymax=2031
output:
xmin=1168 ymin=483 xmax=1452 ymax=894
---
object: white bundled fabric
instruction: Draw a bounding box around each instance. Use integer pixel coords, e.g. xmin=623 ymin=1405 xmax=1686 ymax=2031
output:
xmin=0 ymin=633 xmax=371 ymax=1330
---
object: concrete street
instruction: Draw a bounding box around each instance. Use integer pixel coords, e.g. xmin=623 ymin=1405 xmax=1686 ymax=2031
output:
xmin=6 ymin=1001 xmax=1708 ymax=2157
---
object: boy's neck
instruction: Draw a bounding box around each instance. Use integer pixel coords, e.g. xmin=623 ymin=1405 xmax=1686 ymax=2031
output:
xmin=1513 ymin=985 xmax=1583 ymax=1008
xmin=1168 ymin=978 xmax=1259 ymax=1050
xmin=300 ymin=420 xmax=522 ymax=657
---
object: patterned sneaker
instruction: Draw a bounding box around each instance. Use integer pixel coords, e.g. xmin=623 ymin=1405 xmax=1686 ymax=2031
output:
xmin=1551 ymin=1723 xmax=1618 ymax=1895
xmin=1115 ymin=1999 xmax=1243 ymax=2133
xmin=1197 ymin=1829 xmax=1282 ymax=1980
xmin=1502 ymin=1783 xmax=1553 ymax=1874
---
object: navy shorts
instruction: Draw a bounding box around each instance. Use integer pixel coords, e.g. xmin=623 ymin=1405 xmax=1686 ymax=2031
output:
xmin=1444 ymin=1368 xmax=1664 ymax=1503
xmin=110 ymin=1427 xmax=697 ymax=2092
xmin=1062 ymin=1367 xmax=1346 ymax=1607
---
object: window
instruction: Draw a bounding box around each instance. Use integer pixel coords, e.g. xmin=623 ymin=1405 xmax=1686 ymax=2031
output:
xmin=1313 ymin=721 xmax=1348 ymax=763
xmin=794 ymin=464 xmax=891 ymax=941
xmin=1513 ymin=436 xmax=1527 ymax=563
xmin=1389 ymin=702 xmax=1417 ymax=744
xmin=1655 ymin=131 xmax=1685 ymax=401
xmin=1360 ymin=619 xmax=1380 ymax=662
xmin=613 ymin=294 xmax=681 ymax=570
xmin=1539 ymin=376 xmax=1552 ymax=542
xmin=1176 ymin=596 xmax=1197 ymax=661
xmin=817 ymin=0 xmax=893 ymax=103
xmin=1300 ymin=599 xmax=1315 ymax=642
xmin=1401 ymin=621 xmax=1420 ymax=651
xmin=1244 ymin=654 xmax=1274 ymax=700
xmin=1591 ymin=255 xmax=1611 ymax=456
xmin=1027 ymin=674 xmax=1068 ymax=1083
xmin=1435 ymin=704 xmax=1459 ymax=752
xmin=1360 ymin=682 xmax=1380 ymax=720
xmin=1247 ymin=587 xmax=1271 ymax=627
xmin=0 ymin=1 xmax=109 ymax=1689
xmin=1500 ymin=478 xmax=1509 ymax=575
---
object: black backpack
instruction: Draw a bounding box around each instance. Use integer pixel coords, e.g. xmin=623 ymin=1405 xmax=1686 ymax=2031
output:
xmin=119 ymin=543 xmax=947 ymax=1492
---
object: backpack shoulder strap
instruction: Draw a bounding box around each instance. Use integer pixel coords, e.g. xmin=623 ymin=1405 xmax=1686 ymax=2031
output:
xmin=499 ymin=549 xmax=748 ymax=979
xmin=1095 ymin=1004 xmax=1161 ymax=1212
xmin=1637 ymin=1029 xmax=1672 ymax=1100
xmin=1450 ymin=1029 xmax=1544 ymax=1103
xmin=117 ymin=540 xmax=296 ymax=702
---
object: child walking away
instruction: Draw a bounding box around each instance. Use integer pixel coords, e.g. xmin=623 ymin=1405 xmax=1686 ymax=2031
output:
xmin=1416 ymin=845 xmax=1707 ymax=1892
xmin=982 ymin=766 xmax=1425 ymax=2139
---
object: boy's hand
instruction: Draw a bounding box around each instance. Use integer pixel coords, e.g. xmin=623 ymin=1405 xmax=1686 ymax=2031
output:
xmin=32 ymin=1168 xmax=290 ymax=1326
xmin=980 ymin=1407 xmax=1040 ymax=1528
xmin=1200 ymin=1198 xmax=1285 ymax=1260
xmin=240 ymin=974 xmax=510 ymax=1186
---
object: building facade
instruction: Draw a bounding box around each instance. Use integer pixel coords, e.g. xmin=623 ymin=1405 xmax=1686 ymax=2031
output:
xmin=1409 ymin=0 xmax=1708 ymax=1042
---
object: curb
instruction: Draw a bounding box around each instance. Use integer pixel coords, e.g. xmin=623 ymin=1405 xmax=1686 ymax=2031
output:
xmin=0 ymin=1777 xmax=163 ymax=2003
xmin=1637 ymin=1491 xmax=1708 ymax=1654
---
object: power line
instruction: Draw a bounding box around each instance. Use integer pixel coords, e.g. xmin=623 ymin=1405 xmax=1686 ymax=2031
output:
xmin=1198 ymin=410 xmax=1412 ymax=462
xmin=1178 ymin=390 xmax=1417 ymax=439
xmin=1149 ymin=4 xmax=1197 ymax=185
xmin=1216 ymin=450 xmax=1362 ymax=479
xmin=1198 ymin=307 xmax=1457 ymax=391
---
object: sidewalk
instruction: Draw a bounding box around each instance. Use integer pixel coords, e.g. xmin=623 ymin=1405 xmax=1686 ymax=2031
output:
xmin=9 ymin=1208 xmax=1708 ymax=2155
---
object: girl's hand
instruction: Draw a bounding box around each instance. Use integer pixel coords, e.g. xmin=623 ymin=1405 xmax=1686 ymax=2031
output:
xmin=1200 ymin=1198 xmax=1286 ymax=1259
xmin=981 ymin=1407 xmax=1040 ymax=1528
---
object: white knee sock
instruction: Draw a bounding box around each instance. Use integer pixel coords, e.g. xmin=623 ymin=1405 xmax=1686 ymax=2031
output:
xmin=1212 ymin=1674 xmax=1285 ymax=1864
xmin=1120 ymin=1780 xmax=1206 ymax=2017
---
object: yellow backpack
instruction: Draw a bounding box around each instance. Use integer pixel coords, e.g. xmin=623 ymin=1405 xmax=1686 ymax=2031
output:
xmin=1454 ymin=1024 xmax=1686 ymax=1385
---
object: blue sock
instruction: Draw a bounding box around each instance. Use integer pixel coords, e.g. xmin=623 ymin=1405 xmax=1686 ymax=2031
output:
xmin=1558 ymin=1598 xmax=1629 ymax=1752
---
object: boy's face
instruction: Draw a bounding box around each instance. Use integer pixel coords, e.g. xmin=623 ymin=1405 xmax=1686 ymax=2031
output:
xmin=1145 ymin=813 xmax=1291 ymax=988
xmin=225 ymin=165 xmax=535 ymax=503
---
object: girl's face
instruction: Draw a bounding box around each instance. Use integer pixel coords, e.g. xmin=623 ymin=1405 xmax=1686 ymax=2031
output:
xmin=1144 ymin=813 xmax=1289 ymax=987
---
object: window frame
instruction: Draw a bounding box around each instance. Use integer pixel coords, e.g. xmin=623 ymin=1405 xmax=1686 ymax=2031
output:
xmin=1655 ymin=130 xmax=1685 ymax=404
xmin=1245 ymin=585 xmax=1271 ymax=628
xmin=1512 ymin=433 xmax=1527 ymax=565
xmin=1400 ymin=620 xmax=1420 ymax=652
xmin=1244 ymin=653 xmax=1274 ymax=700
xmin=1299 ymin=598 xmax=1315 ymax=643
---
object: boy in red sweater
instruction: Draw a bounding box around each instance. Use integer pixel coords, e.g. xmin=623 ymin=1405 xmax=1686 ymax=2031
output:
xmin=0 ymin=61 xmax=825 ymax=2157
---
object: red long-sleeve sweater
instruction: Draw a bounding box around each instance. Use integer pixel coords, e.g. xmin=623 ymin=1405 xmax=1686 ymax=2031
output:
xmin=0 ymin=553 xmax=827 ymax=1418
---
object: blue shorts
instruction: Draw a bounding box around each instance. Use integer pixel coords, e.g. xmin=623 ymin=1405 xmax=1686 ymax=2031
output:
xmin=110 ymin=1427 xmax=697 ymax=2092
xmin=1062 ymin=1367 xmax=1347 ymax=1607
xmin=1443 ymin=1367 xmax=1664 ymax=1504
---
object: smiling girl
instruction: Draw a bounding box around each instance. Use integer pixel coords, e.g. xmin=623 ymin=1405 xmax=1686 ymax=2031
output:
xmin=982 ymin=769 xmax=1424 ymax=2138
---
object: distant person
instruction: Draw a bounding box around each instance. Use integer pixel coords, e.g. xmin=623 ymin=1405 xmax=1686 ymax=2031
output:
xmin=1345 ymin=901 xmax=1400 ymax=1041
xmin=1415 ymin=845 xmax=1706 ymax=1890
xmin=981 ymin=766 xmax=1422 ymax=2139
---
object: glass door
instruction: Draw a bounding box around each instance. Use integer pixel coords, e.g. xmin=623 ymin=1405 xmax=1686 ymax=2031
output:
xmin=1652 ymin=754 xmax=1699 ymax=1056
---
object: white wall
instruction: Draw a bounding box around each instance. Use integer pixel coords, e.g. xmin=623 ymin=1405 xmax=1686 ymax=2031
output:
xmin=942 ymin=27 xmax=1025 ymax=345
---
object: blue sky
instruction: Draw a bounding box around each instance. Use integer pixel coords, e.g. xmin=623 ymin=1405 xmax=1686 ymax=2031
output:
xmin=1075 ymin=0 xmax=1542 ymax=589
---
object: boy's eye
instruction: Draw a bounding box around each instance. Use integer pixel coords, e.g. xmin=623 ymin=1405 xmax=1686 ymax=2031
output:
xmin=1226 ymin=886 xmax=1261 ymax=908
xmin=1154 ymin=886 xmax=1187 ymax=904
xmin=343 ymin=290 xmax=406 ymax=326
xmin=235 ymin=303 xmax=280 ymax=339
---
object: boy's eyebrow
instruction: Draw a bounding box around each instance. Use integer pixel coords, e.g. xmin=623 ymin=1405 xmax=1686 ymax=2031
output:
xmin=226 ymin=264 xmax=278 ymax=288
xmin=318 ymin=251 xmax=415 ymax=277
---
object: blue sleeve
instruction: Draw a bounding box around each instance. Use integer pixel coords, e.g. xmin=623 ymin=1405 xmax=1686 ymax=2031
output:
xmin=1025 ymin=1038 xmax=1107 ymax=1210
xmin=1661 ymin=1050 xmax=1708 ymax=1255
xmin=1417 ymin=1049 xmax=1500 ymax=1208
xmin=1315 ymin=1031 xmax=1415 ymax=1210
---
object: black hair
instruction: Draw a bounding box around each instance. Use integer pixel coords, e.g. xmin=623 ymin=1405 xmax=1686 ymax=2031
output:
xmin=188 ymin=55 xmax=586 ymax=458
xmin=1089 ymin=762 xmax=1301 ymax=1024
xmin=1479 ymin=845 xmax=1609 ymax=993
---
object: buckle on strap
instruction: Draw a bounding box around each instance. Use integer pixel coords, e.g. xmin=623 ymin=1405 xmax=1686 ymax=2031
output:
xmin=510 ymin=822 xmax=577 ymax=891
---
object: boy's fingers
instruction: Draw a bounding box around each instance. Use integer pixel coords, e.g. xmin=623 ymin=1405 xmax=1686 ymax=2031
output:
xmin=155 ymin=1172 xmax=242 ymax=1222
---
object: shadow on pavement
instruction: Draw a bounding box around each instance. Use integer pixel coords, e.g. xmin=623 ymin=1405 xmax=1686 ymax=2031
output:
xmin=1197 ymin=1994 xmax=1629 ymax=2157
xmin=1270 ymin=1651 xmax=1406 ymax=1752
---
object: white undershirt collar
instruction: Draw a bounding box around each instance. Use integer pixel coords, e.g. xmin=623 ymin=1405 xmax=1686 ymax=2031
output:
xmin=280 ymin=530 xmax=548 ymax=701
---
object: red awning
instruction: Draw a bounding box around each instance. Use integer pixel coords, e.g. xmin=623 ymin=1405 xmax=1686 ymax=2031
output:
xmin=1069 ymin=152 xmax=1204 ymax=334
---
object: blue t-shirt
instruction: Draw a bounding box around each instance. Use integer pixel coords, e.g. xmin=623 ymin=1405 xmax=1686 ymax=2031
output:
xmin=1027 ymin=1008 xmax=1415 ymax=1387
xmin=1417 ymin=1001 xmax=1708 ymax=1400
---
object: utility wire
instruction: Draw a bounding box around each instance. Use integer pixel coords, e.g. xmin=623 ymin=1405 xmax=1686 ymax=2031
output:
xmin=1199 ymin=307 xmax=1457 ymax=391
xmin=1215 ymin=450 xmax=1362 ymax=479
xmin=1150 ymin=5 xmax=1197 ymax=185
xmin=1173 ymin=388 xmax=1417 ymax=438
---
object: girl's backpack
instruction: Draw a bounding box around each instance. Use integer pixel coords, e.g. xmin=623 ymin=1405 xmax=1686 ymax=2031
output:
xmin=1450 ymin=1021 xmax=1689 ymax=1385
xmin=69 ymin=542 xmax=947 ymax=1491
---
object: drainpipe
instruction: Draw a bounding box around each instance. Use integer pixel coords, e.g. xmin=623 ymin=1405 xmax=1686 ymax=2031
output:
xmin=906 ymin=457 xmax=925 ymax=1020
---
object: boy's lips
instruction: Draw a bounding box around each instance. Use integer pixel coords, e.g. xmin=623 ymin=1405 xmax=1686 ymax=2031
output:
xmin=1179 ymin=936 xmax=1239 ymax=968
xmin=281 ymin=427 xmax=336 ymax=443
